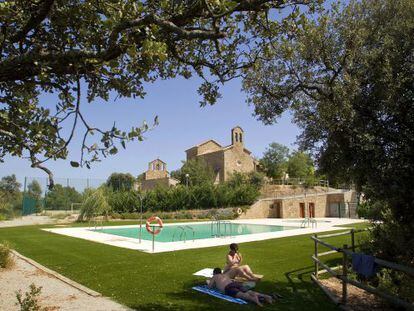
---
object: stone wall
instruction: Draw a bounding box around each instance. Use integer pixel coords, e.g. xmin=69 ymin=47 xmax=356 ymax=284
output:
xmin=239 ymin=200 xmax=274 ymax=219
xmin=260 ymin=184 xmax=336 ymax=198
xmin=141 ymin=178 xmax=176 ymax=191
xmin=197 ymin=141 xmax=222 ymax=155
xmin=280 ymin=195 xmax=329 ymax=218
xmin=145 ymin=169 xmax=168 ymax=180
xmin=197 ymin=150 xmax=225 ymax=183
xmin=186 ymin=147 xmax=198 ymax=160
xmin=239 ymin=190 xmax=358 ymax=219
xmin=223 ymin=147 xmax=255 ymax=181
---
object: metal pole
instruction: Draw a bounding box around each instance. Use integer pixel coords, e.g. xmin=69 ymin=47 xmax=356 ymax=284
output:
xmin=342 ymin=244 xmax=348 ymax=305
xmin=139 ymin=193 xmax=143 ymax=243
xmin=152 ymin=226 xmax=155 ymax=253
xmin=351 ymin=230 xmax=355 ymax=253
xmin=22 ymin=177 xmax=27 ymax=216
xmin=314 ymin=234 xmax=319 ymax=279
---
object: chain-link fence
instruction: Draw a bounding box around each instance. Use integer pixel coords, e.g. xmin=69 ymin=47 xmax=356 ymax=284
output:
xmin=22 ymin=177 xmax=108 ymax=215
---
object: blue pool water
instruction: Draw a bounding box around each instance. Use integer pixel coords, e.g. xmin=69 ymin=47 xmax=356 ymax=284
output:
xmin=93 ymin=222 xmax=297 ymax=242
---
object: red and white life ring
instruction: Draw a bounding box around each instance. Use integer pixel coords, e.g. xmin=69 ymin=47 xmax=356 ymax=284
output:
xmin=146 ymin=216 xmax=163 ymax=235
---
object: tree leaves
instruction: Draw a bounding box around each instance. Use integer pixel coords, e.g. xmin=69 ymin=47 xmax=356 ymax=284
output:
xmin=70 ymin=161 xmax=80 ymax=168
xmin=0 ymin=0 xmax=316 ymax=184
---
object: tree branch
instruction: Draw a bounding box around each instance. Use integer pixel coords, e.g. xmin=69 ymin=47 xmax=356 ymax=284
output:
xmin=9 ymin=0 xmax=55 ymax=43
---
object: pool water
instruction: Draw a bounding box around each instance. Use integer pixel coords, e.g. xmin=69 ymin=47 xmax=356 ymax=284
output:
xmin=93 ymin=223 xmax=297 ymax=242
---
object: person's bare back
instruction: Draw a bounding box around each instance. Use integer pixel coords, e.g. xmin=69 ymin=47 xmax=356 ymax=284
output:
xmin=208 ymin=272 xmax=232 ymax=292
xmin=207 ymin=268 xmax=274 ymax=307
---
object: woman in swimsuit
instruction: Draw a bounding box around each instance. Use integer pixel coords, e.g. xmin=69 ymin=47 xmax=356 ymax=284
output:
xmin=223 ymin=243 xmax=262 ymax=281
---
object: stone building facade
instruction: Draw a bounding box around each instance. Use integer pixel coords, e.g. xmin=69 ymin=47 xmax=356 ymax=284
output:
xmin=185 ymin=126 xmax=257 ymax=183
xmin=239 ymin=189 xmax=358 ymax=219
xmin=140 ymin=159 xmax=179 ymax=191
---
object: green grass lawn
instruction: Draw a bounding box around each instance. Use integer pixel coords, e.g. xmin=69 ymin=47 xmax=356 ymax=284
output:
xmin=0 ymin=221 xmax=369 ymax=310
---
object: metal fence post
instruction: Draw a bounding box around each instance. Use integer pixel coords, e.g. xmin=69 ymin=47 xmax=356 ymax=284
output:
xmin=314 ymin=234 xmax=319 ymax=279
xmin=351 ymin=230 xmax=355 ymax=252
xmin=342 ymin=244 xmax=348 ymax=305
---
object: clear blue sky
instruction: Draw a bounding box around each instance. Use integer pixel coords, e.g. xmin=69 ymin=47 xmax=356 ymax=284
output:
xmin=2 ymin=76 xmax=300 ymax=184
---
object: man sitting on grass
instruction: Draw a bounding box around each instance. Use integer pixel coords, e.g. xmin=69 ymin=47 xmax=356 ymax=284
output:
xmin=207 ymin=268 xmax=273 ymax=306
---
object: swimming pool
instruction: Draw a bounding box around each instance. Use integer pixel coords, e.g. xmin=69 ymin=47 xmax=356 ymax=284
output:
xmin=93 ymin=222 xmax=297 ymax=242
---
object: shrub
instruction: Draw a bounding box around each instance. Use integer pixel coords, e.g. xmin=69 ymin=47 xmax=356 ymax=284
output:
xmin=44 ymin=185 xmax=82 ymax=210
xmin=78 ymin=188 xmax=110 ymax=222
xmin=109 ymin=173 xmax=261 ymax=214
xmin=107 ymin=190 xmax=141 ymax=213
xmin=110 ymin=212 xmax=122 ymax=219
xmin=356 ymin=200 xmax=382 ymax=220
xmin=0 ymin=242 xmax=13 ymax=269
xmin=15 ymin=283 xmax=43 ymax=311
xmin=0 ymin=197 xmax=20 ymax=220
xmin=120 ymin=212 xmax=140 ymax=219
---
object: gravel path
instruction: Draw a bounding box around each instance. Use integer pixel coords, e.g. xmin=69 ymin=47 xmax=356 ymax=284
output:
xmin=0 ymin=215 xmax=56 ymax=228
xmin=0 ymin=254 xmax=129 ymax=311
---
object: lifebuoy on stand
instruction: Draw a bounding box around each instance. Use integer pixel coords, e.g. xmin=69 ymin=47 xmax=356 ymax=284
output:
xmin=146 ymin=216 xmax=163 ymax=252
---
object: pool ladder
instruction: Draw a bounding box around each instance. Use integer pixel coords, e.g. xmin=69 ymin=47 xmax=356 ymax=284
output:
xmin=211 ymin=216 xmax=233 ymax=238
xmin=172 ymin=225 xmax=195 ymax=243
xmin=301 ymin=217 xmax=317 ymax=228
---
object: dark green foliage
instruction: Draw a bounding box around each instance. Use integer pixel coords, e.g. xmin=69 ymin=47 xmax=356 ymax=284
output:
xmin=78 ymin=188 xmax=111 ymax=221
xmin=1 ymin=0 xmax=314 ymax=185
xmin=260 ymin=143 xmax=289 ymax=178
xmin=244 ymin=0 xmax=414 ymax=265
xmin=259 ymin=143 xmax=315 ymax=181
xmin=15 ymin=283 xmax=43 ymax=311
xmin=356 ymin=201 xmax=382 ymax=220
xmin=0 ymin=242 xmax=13 ymax=268
xmin=105 ymin=172 xmax=261 ymax=213
xmin=247 ymin=171 xmax=266 ymax=188
xmin=27 ymin=181 xmax=43 ymax=212
xmin=107 ymin=190 xmax=141 ymax=213
xmin=286 ymin=151 xmax=314 ymax=179
xmin=0 ymin=174 xmax=21 ymax=193
xmin=106 ymin=173 xmax=136 ymax=191
xmin=44 ymin=185 xmax=82 ymax=210
xmin=175 ymin=159 xmax=216 ymax=186
xmin=0 ymin=175 xmax=23 ymax=219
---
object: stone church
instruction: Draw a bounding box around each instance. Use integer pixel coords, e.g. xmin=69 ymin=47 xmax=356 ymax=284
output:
xmin=185 ymin=126 xmax=258 ymax=183
xmin=139 ymin=159 xmax=179 ymax=191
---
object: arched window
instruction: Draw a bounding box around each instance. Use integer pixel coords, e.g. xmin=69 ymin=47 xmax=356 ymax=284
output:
xmin=235 ymin=133 xmax=238 ymax=142
xmin=239 ymin=133 xmax=243 ymax=143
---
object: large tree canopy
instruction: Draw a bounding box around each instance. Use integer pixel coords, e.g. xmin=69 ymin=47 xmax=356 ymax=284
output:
xmin=259 ymin=142 xmax=289 ymax=178
xmin=243 ymin=0 xmax=414 ymax=263
xmin=0 ymin=0 xmax=317 ymax=187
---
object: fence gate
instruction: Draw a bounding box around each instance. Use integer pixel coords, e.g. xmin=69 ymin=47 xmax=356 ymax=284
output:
xmin=22 ymin=194 xmax=38 ymax=216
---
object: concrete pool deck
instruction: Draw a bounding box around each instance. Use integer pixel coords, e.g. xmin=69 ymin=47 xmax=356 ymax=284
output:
xmin=43 ymin=218 xmax=367 ymax=253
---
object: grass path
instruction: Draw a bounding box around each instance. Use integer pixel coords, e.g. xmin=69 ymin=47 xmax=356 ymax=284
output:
xmin=0 ymin=221 xmax=368 ymax=310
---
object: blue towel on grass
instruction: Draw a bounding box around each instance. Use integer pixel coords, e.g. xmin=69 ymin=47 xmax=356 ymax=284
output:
xmin=192 ymin=285 xmax=248 ymax=305
xmin=352 ymin=253 xmax=377 ymax=278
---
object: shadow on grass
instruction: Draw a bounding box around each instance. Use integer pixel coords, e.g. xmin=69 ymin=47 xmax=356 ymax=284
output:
xmin=129 ymin=270 xmax=338 ymax=311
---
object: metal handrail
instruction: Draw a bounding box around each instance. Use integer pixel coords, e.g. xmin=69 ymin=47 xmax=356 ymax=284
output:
xmin=221 ymin=221 xmax=233 ymax=237
xmin=211 ymin=216 xmax=220 ymax=237
xmin=172 ymin=226 xmax=185 ymax=242
xmin=185 ymin=225 xmax=195 ymax=241
xmin=301 ymin=217 xmax=317 ymax=228
xmin=179 ymin=228 xmax=187 ymax=243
